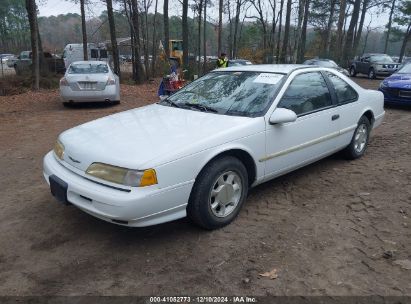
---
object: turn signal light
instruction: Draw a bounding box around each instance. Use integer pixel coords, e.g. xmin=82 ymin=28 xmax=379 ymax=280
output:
xmin=60 ymin=77 xmax=69 ymax=86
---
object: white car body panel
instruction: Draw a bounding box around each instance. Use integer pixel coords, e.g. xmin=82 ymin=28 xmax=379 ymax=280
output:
xmin=44 ymin=65 xmax=385 ymax=227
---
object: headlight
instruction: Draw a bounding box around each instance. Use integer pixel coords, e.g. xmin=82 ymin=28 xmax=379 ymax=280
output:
xmin=379 ymin=81 xmax=388 ymax=89
xmin=60 ymin=77 xmax=69 ymax=86
xmin=86 ymin=163 xmax=157 ymax=187
xmin=54 ymin=140 xmax=65 ymax=160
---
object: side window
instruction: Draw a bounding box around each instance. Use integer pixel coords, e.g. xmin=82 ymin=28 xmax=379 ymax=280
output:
xmin=99 ymin=49 xmax=108 ymax=58
xmin=90 ymin=49 xmax=98 ymax=59
xmin=326 ymin=72 xmax=358 ymax=104
xmin=278 ymin=72 xmax=332 ymax=115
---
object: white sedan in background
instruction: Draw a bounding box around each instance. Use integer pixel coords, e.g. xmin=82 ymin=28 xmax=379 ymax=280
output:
xmin=60 ymin=61 xmax=120 ymax=106
xmin=44 ymin=65 xmax=384 ymax=229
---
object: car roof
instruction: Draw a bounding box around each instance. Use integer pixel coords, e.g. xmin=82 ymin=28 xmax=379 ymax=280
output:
xmin=216 ymin=64 xmax=313 ymax=74
xmin=71 ymin=61 xmax=108 ymax=65
xmin=363 ymin=53 xmax=388 ymax=56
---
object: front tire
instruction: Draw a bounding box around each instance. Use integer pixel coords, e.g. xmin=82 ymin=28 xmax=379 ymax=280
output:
xmin=343 ymin=116 xmax=371 ymax=159
xmin=350 ymin=66 xmax=357 ymax=77
xmin=187 ymin=156 xmax=248 ymax=230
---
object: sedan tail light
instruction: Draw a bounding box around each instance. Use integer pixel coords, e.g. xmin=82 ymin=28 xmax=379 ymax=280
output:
xmin=60 ymin=77 xmax=69 ymax=86
xmin=107 ymin=76 xmax=116 ymax=85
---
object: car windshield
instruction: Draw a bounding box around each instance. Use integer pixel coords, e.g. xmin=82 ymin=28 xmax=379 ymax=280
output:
xmin=68 ymin=63 xmax=109 ymax=74
xmin=315 ymin=60 xmax=338 ymax=68
xmin=370 ymin=55 xmax=393 ymax=63
xmin=397 ymin=63 xmax=411 ymax=74
xmin=161 ymin=71 xmax=284 ymax=117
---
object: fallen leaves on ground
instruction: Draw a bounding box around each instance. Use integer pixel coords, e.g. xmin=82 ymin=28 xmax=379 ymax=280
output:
xmin=259 ymin=268 xmax=278 ymax=279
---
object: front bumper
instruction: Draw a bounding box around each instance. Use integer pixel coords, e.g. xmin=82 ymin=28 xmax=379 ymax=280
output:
xmin=375 ymin=69 xmax=397 ymax=76
xmin=43 ymin=151 xmax=193 ymax=227
xmin=379 ymin=88 xmax=411 ymax=105
xmin=60 ymin=85 xmax=120 ymax=102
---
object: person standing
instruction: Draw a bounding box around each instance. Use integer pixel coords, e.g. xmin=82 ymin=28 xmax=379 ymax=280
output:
xmin=216 ymin=52 xmax=228 ymax=68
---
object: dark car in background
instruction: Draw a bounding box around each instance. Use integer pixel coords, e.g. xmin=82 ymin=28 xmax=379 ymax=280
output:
xmin=13 ymin=51 xmax=66 ymax=75
xmin=303 ymin=58 xmax=349 ymax=76
xmin=379 ymin=63 xmax=411 ymax=105
xmin=350 ymin=53 xmax=399 ymax=79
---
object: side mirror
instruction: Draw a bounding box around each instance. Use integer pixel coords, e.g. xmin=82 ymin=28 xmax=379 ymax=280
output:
xmin=269 ymin=108 xmax=297 ymax=125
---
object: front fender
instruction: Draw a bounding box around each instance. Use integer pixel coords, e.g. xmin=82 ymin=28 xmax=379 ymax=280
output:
xmin=154 ymin=131 xmax=266 ymax=189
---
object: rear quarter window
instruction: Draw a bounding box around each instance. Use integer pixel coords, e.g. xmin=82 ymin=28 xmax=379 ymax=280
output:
xmin=326 ymin=72 xmax=358 ymax=104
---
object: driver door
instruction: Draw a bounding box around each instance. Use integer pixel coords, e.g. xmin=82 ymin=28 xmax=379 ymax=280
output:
xmin=263 ymin=72 xmax=341 ymax=178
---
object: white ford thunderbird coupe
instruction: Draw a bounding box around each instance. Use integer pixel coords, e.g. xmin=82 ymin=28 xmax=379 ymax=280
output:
xmin=43 ymin=65 xmax=385 ymax=229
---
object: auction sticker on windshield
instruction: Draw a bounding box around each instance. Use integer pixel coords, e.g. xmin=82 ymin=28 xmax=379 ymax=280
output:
xmin=253 ymin=73 xmax=283 ymax=85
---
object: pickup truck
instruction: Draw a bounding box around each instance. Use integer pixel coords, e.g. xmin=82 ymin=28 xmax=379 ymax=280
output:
xmin=13 ymin=51 xmax=66 ymax=75
xmin=349 ymin=53 xmax=399 ymax=79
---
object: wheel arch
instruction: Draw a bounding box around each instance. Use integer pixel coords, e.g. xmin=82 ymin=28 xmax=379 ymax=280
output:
xmin=361 ymin=109 xmax=375 ymax=127
xmin=197 ymin=148 xmax=258 ymax=187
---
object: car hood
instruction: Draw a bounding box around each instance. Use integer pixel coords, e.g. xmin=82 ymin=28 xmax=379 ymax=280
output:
xmin=334 ymin=67 xmax=349 ymax=75
xmin=382 ymin=73 xmax=411 ymax=88
xmin=58 ymin=104 xmax=260 ymax=171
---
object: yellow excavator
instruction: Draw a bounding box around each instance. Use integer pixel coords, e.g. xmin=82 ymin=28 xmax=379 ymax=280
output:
xmin=160 ymin=39 xmax=183 ymax=65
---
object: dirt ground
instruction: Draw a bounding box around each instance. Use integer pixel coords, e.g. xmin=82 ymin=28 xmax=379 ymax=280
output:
xmin=0 ymin=76 xmax=410 ymax=296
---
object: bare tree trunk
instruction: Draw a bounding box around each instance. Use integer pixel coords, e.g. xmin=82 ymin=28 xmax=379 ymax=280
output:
xmin=197 ymin=0 xmax=203 ymax=73
xmin=342 ymin=0 xmax=361 ymax=65
xmin=336 ymin=0 xmax=346 ymax=62
xmin=280 ymin=0 xmax=292 ymax=63
xmin=218 ymin=0 xmax=223 ymax=56
xmin=151 ymin=0 xmax=158 ymax=76
xmin=362 ymin=20 xmax=372 ymax=54
xmin=163 ymin=0 xmax=169 ymax=59
xmin=227 ymin=0 xmax=233 ymax=58
xmin=232 ymin=0 xmax=241 ymax=58
xmin=106 ymin=0 xmax=120 ymax=77
xmin=142 ymin=0 xmax=150 ymax=78
xmin=252 ymin=0 xmax=268 ymax=61
xmin=324 ymin=0 xmax=336 ymax=57
xmin=131 ymin=0 xmax=144 ymax=82
xmin=399 ymin=22 xmax=411 ymax=63
xmin=276 ymin=0 xmax=284 ymax=63
xmin=293 ymin=0 xmax=305 ymax=63
xmin=25 ymin=0 xmax=39 ymax=90
xmin=182 ymin=0 xmax=189 ymax=67
xmin=203 ymin=0 xmax=207 ymax=74
xmin=384 ymin=0 xmax=395 ymax=54
xmin=80 ymin=0 xmax=88 ymax=60
xmin=353 ymin=0 xmax=369 ymax=55
xmin=268 ymin=0 xmax=277 ymax=63
xmin=297 ymin=0 xmax=309 ymax=63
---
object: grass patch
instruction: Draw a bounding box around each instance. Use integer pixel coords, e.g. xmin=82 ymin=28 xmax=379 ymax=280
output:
xmin=0 ymin=73 xmax=61 ymax=96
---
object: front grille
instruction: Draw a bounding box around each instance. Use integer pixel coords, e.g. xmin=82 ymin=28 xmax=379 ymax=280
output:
xmin=384 ymin=88 xmax=399 ymax=97
xmin=399 ymin=90 xmax=411 ymax=98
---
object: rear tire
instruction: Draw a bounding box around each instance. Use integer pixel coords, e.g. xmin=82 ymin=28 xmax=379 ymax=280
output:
xmin=187 ymin=156 xmax=248 ymax=230
xmin=343 ymin=116 xmax=371 ymax=160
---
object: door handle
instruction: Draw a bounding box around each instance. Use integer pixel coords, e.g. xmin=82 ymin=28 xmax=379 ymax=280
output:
xmin=331 ymin=114 xmax=340 ymax=121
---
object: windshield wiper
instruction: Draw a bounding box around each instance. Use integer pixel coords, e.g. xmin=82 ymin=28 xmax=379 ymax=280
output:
xmin=183 ymin=102 xmax=218 ymax=113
